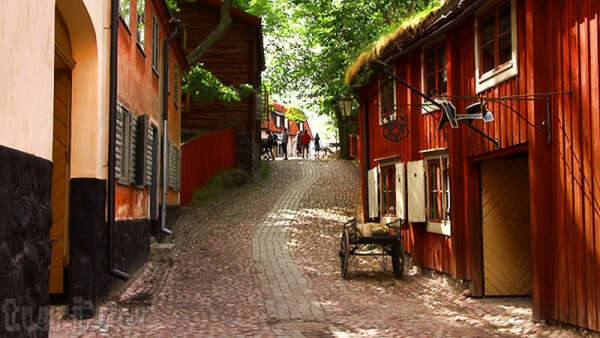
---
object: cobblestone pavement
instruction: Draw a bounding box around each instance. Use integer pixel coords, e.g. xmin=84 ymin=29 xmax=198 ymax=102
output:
xmin=252 ymin=160 xmax=330 ymax=336
xmin=49 ymin=159 xmax=595 ymax=337
xmin=287 ymin=160 xmax=592 ymax=337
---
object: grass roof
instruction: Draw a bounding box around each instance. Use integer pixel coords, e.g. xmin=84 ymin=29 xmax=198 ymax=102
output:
xmin=345 ymin=0 xmax=466 ymax=85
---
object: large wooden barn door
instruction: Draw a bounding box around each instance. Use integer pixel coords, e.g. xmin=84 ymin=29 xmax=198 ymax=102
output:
xmin=50 ymin=9 xmax=73 ymax=294
xmin=482 ymin=158 xmax=532 ymax=296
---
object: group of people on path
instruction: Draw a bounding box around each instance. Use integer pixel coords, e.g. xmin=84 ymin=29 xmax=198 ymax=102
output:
xmin=264 ymin=129 xmax=320 ymax=160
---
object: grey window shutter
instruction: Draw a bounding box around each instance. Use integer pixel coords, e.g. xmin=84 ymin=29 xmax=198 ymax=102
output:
xmin=128 ymin=113 xmax=138 ymax=185
xmin=169 ymin=142 xmax=177 ymax=190
xmin=144 ymin=121 xmax=154 ymax=186
xmin=135 ymin=114 xmax=149 ymax=186
xmin=175 ymin=146 xmax=182 ymax=191
xmin=116 ymin=105 xmax=131 ymax=185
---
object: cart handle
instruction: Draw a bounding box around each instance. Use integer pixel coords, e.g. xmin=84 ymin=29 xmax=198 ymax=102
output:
xmin=342 ymin=217 xmax=357 ymax=230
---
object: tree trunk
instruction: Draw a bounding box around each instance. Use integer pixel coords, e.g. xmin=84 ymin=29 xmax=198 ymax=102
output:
xmin=186 ymin=0 xmax=233 ymax=65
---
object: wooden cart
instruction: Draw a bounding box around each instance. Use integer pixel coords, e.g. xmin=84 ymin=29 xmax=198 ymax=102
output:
xmin=338 ymin=218 xmax=405 ymax=279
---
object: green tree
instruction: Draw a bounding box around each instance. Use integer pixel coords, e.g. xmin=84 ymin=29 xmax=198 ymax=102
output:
xmin=248 ymin=0 xmax=438 ymax=158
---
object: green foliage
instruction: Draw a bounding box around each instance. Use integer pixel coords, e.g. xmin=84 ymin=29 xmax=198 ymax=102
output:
xmin=192 ymin=168 xmax=250 ymax=204
xmin=242 ymin=0 xmax=439 ymax=129
xmin=165 ymin=0 xmax=178 ymax=12
xmin=183 ymin=65 xmax=255 ymax=104
xmin=284 ymin=106 xmax=307 ymax=122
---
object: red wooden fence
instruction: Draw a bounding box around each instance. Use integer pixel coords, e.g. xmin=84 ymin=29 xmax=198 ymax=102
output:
xmin=181 ymin=128 xmax=237 ymax=205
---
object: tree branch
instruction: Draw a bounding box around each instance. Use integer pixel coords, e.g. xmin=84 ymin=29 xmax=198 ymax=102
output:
xmin=186 ymin=0 xmax=233 ymax=65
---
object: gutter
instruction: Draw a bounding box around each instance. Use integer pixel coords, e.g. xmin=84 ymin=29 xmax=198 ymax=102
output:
xmin=160 ymin=22 xmax=179 ymax=235
xmin=107 ymin=0 xmax=130 ymax=281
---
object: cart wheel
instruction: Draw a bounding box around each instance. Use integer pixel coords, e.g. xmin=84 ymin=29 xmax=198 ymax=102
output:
xmin=391 ymin=243 xmax=404 ymax=279
xmin=339 ymin=229 xmax=350 ymax=279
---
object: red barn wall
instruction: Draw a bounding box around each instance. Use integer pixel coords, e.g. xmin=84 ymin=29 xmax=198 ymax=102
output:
xmin=181 ymin=128 xmax=237 ymax=205
xmin=358 ymin=0 xmax=600 ymax=331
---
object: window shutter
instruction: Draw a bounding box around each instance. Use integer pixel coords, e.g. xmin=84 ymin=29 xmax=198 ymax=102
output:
xmin=174 ymin=147 xmax=182 ymax=191
xmin=395 ymin=162 xmax=406 ymax=221
xmin=407 ymin=160 xmax=426 ymax=223
xmin=135 ymin=115 xmax=149 ymax=186
xmin=116 ymin=105 xmax=133 ymax=185
xmin=144 ymin=121 xmax=154 ymax=186
xmin=368 ymin=167 xmax=379 ymax=219
xmin=115 ymin=105 xmax=126 ymax=184
xmin=149 ymin=124 xmax=159 ymax=220
xmin=128 ymin=113 xmax=138 ymax=185
xmin=167 ymin=141 xmax=177 ymax=189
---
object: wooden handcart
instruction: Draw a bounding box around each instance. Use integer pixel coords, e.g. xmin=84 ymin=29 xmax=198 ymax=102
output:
xmin=338 ymin=218 xmax=405 ymax=279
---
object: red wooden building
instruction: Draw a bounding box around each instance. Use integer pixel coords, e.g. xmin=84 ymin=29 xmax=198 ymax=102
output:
xmin=348 ymin=0 xmax=600 ymax=331
xmin=261 ymin=101 xmax=313 ymax=156
xmin=176 ymin=0 xmax=264 ymax=172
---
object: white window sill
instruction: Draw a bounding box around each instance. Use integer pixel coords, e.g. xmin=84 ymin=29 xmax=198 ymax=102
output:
xmin=426 ymin=221 xmax=451 ymax=236
xmin=476 ymin=62 xmax=519 ymax=93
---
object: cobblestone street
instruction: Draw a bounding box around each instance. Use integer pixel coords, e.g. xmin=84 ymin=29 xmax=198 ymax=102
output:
xmin=50 ymin=160 xmax=591 ymax=337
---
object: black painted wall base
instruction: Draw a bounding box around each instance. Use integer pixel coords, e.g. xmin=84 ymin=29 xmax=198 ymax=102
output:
xmin=68 ymin=180 xmax=151 ymax=319
xmin=0 ymin=145 xmax=52 ymax=338
xmin=113 ymin=219 xmax=151 ymax=273
xmin=68 ymin=179 xmax=106 ymax=318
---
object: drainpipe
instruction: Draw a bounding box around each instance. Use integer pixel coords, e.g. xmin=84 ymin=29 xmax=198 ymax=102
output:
xmin=108 ymin=0 xmax=130 ymax=280
xmin=160 ymin=22 xmax=179 ymax=235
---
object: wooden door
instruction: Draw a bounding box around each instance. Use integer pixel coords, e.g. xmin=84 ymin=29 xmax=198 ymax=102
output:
xmin=50 ymin=69 xmax=71 ymax=294
xmin=482 ymin=159 xmax=532 ymax=296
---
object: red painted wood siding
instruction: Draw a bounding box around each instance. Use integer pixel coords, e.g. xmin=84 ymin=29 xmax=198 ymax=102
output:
xmin=358 ymin=0 xmax=600 ymax=331
xmin=181 ymin=128 xmax=237 ymax=205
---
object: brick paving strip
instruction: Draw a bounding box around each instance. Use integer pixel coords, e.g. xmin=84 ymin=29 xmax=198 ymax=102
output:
xmin=252 ymin=160 xmax=334 ymax=336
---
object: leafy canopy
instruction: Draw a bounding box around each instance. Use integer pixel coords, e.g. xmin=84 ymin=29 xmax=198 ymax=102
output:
xmin=239 ymin=0 xmax=439 ymax=125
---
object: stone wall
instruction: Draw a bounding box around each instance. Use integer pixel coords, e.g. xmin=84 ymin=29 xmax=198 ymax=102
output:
xmin=235 ymin=134 xmax=258 ymax=174
xmin=0 ymin=145 xmax=52 ymax=338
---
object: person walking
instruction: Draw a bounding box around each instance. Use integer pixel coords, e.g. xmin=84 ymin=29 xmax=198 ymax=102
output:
xmin=280 ymin=127 xmax=289 ymax=160
xmin=295 ymin=131 xmax=302 ymax=157
xmin=266 ymin=131 xmax=275 ymax=160
xmin=301 ymin=130 xmax=311 ymax=159
xmin=314 ymin=133 xmax=321 ymax=159
xmin=270 ymin=131 xmax=279 ymax=159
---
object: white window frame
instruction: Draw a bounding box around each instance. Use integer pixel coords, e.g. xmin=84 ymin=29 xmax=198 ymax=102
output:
xmin=421 ymin=148 xmax=451 ymax=236
xmin=420 ymin=40 xmax=450 ymax=115
xmin=152 ymin=16 xmax=159 ymax=73
xmin=474 ymin=0 xmax=519 ymax=93
xmin=119 ymin=0 xmax=131 ymax=28
xmin=299 ymin=121 xmax=304 ymax=132
xmin=378 ymin=67 xmax=397 ymax=125
xmin=136 ymin=0 xmax=146 ymax=51
xmin=275 ymin=113 xmax=281 ymax=128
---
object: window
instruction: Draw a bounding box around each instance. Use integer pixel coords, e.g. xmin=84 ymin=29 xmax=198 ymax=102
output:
xmin=298 ymin=121 xmax=304 ymax=132
xmin=120 ymin=0 xmax=131 ymax=28
xmin=380 ymin=166 xmax=396 ymax=217
xmin=173 ymin=64 xmax=179 ymax=106
xmin=425 ymin=152 xmax=450 ymax=235
xmin=480 ymin=1 xmax=511 ymax=73
xmin=379 ymin=72 xmax=396 ymax=124
xmin=424 ymin=45 xmax=447 ymax=97
xmin=136 ymin=0 xmax=145 ymax=50
xmin=474 ymin=0 xmax=518 ymax=93
xmin=275 ymin=114 xmax=281 ymax=128
xmin=152 ymin=16 xmax=159 ymax=72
